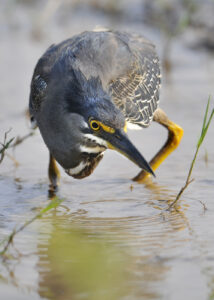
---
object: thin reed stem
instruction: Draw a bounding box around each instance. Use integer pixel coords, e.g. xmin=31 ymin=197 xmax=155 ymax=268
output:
xmin=168 ymin=97 xmax=214 ymax=210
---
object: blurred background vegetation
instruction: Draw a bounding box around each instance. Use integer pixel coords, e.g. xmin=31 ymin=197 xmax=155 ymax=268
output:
xmin=1 ymin=0 xmax=214 ymax=67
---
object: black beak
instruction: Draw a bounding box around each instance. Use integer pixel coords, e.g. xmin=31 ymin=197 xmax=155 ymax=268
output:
xmin=105 ymin=129 xmax=155 ymax=177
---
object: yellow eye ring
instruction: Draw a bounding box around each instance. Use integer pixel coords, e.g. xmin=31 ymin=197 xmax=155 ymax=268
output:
xmin=90 ymin=120 xmax=100 ymax=131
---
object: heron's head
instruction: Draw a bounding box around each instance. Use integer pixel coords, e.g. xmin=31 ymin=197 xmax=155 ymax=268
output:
xmin=39 ymin=68 xmax=154 ymax=177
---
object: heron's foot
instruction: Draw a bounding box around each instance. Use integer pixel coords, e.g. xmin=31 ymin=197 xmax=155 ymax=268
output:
xmin=133 ymin=109 xmax=183 ymax=183
xmin=48 ymin=183 xmax=58 ymax=198
xmin=48 ymin=154 xmax=60 ymax=198
xmin=132 ymin=169 xmax=150 ymax=182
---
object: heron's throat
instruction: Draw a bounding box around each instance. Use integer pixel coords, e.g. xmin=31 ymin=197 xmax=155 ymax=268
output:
xmin=65 ymin=133 xmax=107 ymax=179
xmin=65 ymin=153 xmax=104 ymax=179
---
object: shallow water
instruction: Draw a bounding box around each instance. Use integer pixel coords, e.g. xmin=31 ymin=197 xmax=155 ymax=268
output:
xmin=0 ymin=2 xmax=214 ymax=300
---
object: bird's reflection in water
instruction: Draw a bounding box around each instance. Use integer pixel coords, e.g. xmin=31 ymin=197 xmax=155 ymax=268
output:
xmin=37 ymin=216 xmax=165 ymax=300
xmin=37 ymin=220 xmax=128 ymax=300
xmin=0 ymin=176 xmax=192 ymax=300
xmin=37 ymin=180 xmax=190 ymax=300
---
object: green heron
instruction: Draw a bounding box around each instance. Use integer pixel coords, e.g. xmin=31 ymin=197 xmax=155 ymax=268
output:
xmin=29 ymin=29 xmax=183 ymax=192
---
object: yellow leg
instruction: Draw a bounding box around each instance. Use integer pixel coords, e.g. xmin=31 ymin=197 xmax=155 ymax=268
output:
xmin=133 ymin=108 xmax=183 ymax=183
xmin=48 ymin=153 xmax=60 ymax=195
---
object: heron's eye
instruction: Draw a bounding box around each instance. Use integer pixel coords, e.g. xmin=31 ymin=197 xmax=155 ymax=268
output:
xmin=90 ymin=120 xmax=100 ymax=131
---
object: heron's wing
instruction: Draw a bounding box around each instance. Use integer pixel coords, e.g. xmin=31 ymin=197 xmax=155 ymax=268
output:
xmin=29 ymin=43 xmax=59 ymax=123
xmin=108 ymin=31 xmax=161 ymax=128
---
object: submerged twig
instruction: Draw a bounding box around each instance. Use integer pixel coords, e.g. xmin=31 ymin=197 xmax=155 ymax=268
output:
xmin=5 ymin=153 xmax=20 ymax=167
xmin=0 ymin=197 xmax=63 ymax=256
xmin=0 ymin=129 xmax=14 ymax=164
xmin=168 ymin=97 xmax=214 ymax=210
xmin=10 ymin=131 xmax=34 ymax=149
xmin=199 ymin=200 xmax=208 ymax=212
xmin=0 ymin=130 xmax=34 ymax=166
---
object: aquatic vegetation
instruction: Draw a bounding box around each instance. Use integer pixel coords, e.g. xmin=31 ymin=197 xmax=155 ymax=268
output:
xmin=0 ymin=197 xmax=63 ymax=256
xmin=168 ymin=96 xmax=214 ymax=210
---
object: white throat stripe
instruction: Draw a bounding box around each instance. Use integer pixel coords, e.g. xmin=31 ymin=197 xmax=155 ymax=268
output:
xmin=84 ymin=134 xmax=108 ymax=147
xmin=80 ymin=145 xmax=105 ymax=154
xmin=66 ymin=161 xmax=88 ymax=175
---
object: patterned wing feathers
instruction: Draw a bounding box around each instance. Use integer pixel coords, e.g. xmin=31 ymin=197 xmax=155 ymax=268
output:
xmin=109 ymin=34 xmax=161 ymax=127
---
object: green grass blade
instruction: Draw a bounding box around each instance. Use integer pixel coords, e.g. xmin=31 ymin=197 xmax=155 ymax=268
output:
xmin=202 ymin=97 xmax=210 ymax=132
xmin=202 ymin=108 xmax=214 ymax=142
xmin=198 ymin=97 xmax=213 ymax=147
xmin=0 ymin=197 xmax=63 ymax=255
xmin=39 ymin=197 xmax=63 ymax=215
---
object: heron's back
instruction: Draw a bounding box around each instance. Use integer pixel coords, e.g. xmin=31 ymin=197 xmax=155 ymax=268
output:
xmin=30 ymin=30 xmax=161 ymax=127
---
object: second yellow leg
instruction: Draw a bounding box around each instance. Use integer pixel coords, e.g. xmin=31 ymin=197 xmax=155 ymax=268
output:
xmin=133 ymin=108 xmax=183 ymax=183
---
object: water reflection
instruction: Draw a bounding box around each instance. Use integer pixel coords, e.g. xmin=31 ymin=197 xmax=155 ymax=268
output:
xmin=0 ymin=172 xmax=212 ymax=300
xmin=37 ymin=219 xmax=128 ymax=300
xmin=34 ymin=186 xmax=190 ymax=300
